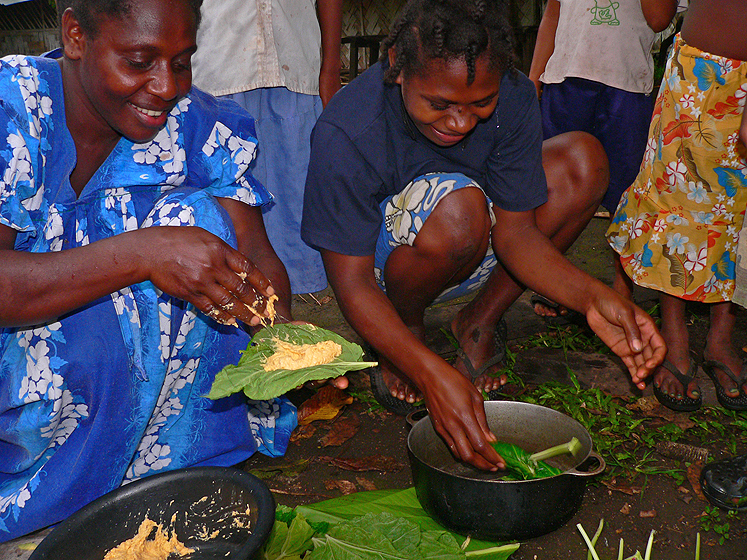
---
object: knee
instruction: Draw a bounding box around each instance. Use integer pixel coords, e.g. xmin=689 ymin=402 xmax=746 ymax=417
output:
xmin=543 ymin=131 xmax=609 ymax=207
xmin=423 ymin=187 xmax=491 ymax=262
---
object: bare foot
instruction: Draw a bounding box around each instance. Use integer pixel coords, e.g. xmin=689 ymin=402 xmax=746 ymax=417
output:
xmin=451 ymin=315 xmax=507 ymax=393
xmin=380 ymin=358 xmax=423 ymax=403
xmin=530 ymin=293 xmax=568 ymax=318
xmin=653 ymin=360 xmax=700 ymax=402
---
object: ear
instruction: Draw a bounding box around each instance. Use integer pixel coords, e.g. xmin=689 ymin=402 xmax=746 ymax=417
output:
xmin=388 ymin=47 xmax=403 ymax=85
xmin=60 ymin=7 xmax=86 ymax=60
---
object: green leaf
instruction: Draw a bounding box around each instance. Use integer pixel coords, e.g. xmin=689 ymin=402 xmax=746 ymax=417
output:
xmin=297 ymin=488 xmax=518 ymax=559
xmin=306 ymin=513 xmax=428 ymax=560
xmin=259 ymin=512 xmax=317 ymax=560
xmin=206 ymin=324 xmax=377 ymax=400
xmin=490 ymin=442 xmax=563 ymax=480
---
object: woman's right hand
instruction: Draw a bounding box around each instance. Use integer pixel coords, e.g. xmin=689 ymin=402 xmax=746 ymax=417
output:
xmin=419 ymin=360 xmax=506 ymax=471
xmin=142 ymin=226 xmax=275 ymax=327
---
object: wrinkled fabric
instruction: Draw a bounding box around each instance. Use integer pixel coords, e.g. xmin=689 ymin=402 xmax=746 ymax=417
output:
xmin=0 ymin=54 xmax=297 ymax=541
xmin=607 ymin=36 xmax=747 ymax=302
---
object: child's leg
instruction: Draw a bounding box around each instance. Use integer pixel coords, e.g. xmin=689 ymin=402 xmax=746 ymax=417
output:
xmin=452 ymin=131 xmax=608 ymax=376
xmin=704 ymin=301 xmax=746 ymax=397
xmin=597 ymin=88 xmax=653 ymax=303
xmin=653 ymin=293 xmax=699 ymax=401
xmin=613 ymin=252 xmax=635 ymax=300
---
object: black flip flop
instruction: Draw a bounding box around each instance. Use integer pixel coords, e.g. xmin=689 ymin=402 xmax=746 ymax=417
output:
xmin=702 ymin=359 xmax=747 ymax=411
xmin=700 ymin=453 xmax=747 ymax=511
xmin=652 ymin=359 xmax=702 ymax=412
xmin=368 ymin=365 xmax=424 ymax=416
xmin=529 ymin=293 xmax=583 ymax=326
xmin=455 ymin=318 xmax=507 ymax=400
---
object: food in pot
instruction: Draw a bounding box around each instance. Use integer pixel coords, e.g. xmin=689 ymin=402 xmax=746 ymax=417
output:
xmin=103 ymin=518 xmax=192 ymax=560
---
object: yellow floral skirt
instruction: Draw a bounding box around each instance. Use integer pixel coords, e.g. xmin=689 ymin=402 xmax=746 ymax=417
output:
xmin=607 ymin=35 xmax=747 ymax=303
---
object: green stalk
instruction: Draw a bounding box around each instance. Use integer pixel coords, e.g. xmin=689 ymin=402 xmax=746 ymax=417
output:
xmin=465 ymin=543 xmax=520 ymax=557
xmin=643 ymin=530 xmax=656 ymax=560
xmin=529 ymin=437 xmax=582 ymax=462
xmin=695 ymin=533 xmax=700 ymax=560
xmin=577 ymin=523 xmax=601 ymax=560
xmin=617 ymin=538 xmax=624 ymax=560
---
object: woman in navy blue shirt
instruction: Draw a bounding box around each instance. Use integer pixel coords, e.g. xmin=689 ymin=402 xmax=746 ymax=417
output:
xmin=303 ymin=0 xmax=666 ymax=471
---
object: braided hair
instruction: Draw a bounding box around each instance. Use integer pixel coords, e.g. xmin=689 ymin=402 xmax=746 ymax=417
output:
xmin=57 ymin=0 xmax=203 ymax=39
xmin=380 ymin=0 xmax=516 ymax=85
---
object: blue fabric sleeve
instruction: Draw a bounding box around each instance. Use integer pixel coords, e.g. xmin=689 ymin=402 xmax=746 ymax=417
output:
xmin=0 ymin=57 xmax=48 ymax=234
xmin=184 ymin=89 xmax=273 ymax=206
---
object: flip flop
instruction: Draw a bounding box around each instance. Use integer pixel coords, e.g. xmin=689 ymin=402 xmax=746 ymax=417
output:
xmin=368 ymin=365 xmax=424 ymax=416
xmin=455 ymin=318 xmax=507 ymax=400
xmin=652 ymin=359 xmax=702 ymax=412
xmin=700 ymin=453 xmax=747 ymax=511
xmin=702 ymin=359 xmax=747 ymax=411
xmin=529 ymin=293 xmax=583 ymax=326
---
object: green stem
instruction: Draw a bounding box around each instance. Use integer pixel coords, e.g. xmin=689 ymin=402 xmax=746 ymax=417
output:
xmin=577 ymin=524 xmax=601 ymax=560
xmin=465 ymin=543 xmax=520 ymax=557
xmin=529 ymin=437 xmax=582 ymax=462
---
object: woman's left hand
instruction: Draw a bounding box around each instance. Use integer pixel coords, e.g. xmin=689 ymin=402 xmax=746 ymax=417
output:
xmin=584 ymin=292 xmax=667 ymax=389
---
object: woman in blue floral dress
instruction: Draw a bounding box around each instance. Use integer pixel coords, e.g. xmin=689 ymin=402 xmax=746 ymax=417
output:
xmin=0 ymin=0 xmax=299 ymax=540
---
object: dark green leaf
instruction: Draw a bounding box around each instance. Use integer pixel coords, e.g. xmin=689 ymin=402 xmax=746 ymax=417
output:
xmin=491 ymin=442 xmax=562 ymax=480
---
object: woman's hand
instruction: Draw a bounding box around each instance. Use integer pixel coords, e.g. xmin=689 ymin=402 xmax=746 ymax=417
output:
xmin=143 ymin=226 xmax=276 ymax=327
xmin=420 ymin=360 xmax=505 ymax=471
xmin=584 ymin=290 xmax=667 ymax=389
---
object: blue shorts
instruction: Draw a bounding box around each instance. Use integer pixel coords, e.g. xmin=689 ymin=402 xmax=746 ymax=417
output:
xmin=373 ymin=173 xmax=497 ymax=304
xmin=540 ymin=77 xmax=654 ymax=212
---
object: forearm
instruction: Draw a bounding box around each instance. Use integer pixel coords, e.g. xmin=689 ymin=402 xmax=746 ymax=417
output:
xmin=317 ymin=0 xmax=342 ymax=73
xmin=317 ymin=0 xmax=342 ymax=105
xmin=0 ymin=232 xmax=146 ymax=327
xmin=492 ymin=223 xmax=609 ymax=316
xmin=323 ymin=251 xmax=445 ymax=383
xmin=528 ymin=0 xmax=560 ymax=95
xmin=640 ymin=0 xmax=678 ymax=32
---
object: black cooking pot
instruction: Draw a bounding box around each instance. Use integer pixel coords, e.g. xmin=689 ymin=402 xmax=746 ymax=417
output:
xmin=407 ymin=401 xmax=605 ymax=542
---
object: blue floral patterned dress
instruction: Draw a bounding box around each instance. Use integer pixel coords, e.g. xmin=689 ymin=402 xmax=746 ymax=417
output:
xmin=0 ymin=53 xmax=297 ymax=541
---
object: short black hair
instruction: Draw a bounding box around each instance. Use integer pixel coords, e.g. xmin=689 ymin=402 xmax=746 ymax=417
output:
xmin=380 ymin=0 xmax=516 ymax=85
xmin=57 ymin=0 xmax=203 ymax=39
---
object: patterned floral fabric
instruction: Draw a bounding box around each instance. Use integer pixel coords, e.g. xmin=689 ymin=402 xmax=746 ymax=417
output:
xmin=0 ymin=54 xmax=297 ymax=541
xmin=374 ymin=173 xmax=497 ymax=304
xmin=607 ymin=35 xmax=747 ymax=302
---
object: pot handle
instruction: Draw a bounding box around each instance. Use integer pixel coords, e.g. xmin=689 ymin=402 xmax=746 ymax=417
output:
xmin=566 ymin=450 xmax=606 ymax=477
xmin=405 ymin=408 xmax=428 ymax=429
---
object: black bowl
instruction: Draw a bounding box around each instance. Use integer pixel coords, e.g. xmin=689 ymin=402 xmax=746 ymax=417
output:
xmin=30 ymin=466 xmax=275 ymax=560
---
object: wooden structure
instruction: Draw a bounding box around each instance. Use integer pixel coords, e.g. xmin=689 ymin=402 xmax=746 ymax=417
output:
xmin=340 ymin=0 xmax=546 ymax=79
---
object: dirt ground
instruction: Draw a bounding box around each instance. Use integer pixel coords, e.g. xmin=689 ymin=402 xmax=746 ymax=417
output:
xmin=1 ymin=217 xmax=745 ymax=559
xmin=243 ymin=216 xmax=747 ymax=560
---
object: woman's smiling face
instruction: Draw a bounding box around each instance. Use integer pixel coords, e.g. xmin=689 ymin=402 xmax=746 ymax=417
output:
xmin=65 ymin=0 xmax=197 ymax=144
xmin=394 ymin=53 xmax=501 ymax=147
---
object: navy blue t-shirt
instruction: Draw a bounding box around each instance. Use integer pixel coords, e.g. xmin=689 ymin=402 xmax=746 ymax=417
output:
xmin=301 ymin=61 xmax=548 ymax=257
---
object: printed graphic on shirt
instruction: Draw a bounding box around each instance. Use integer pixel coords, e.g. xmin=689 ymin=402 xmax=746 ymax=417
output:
xmin=590 ymin=0 xmax=620 ymax=26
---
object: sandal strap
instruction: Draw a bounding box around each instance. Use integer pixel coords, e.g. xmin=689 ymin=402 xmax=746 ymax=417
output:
xmin=658 ymin=359 xmax=698 ymax=386
xmin=702 ymin=359 xmax=746 ymax=386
